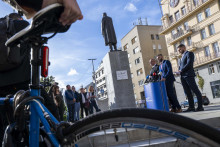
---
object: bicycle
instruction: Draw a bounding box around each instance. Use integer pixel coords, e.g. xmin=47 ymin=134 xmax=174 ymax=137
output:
xmin=0 ymin=3 xmax=220 ymax=147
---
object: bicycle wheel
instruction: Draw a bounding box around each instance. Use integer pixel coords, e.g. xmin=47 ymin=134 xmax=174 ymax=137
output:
xmin=63 ymin=108 xmax=220 ymax=147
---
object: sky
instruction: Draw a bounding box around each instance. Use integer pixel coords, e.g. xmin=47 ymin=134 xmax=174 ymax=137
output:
xmin=0 ymin=0 xmax=162 ymax=89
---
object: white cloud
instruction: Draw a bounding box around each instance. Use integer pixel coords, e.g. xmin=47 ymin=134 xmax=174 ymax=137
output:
xmin=124 ymin=3 xmax=137 ymax=12
xmin=67 ymin=68 xmax=78 ymax=76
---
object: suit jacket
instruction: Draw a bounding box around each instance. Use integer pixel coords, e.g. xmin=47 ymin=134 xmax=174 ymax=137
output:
xmin=150 ymin=64 xmax=159 ymax=80
xmin=150 ymin=64 xmax=159 ymax=76
xmin=159 ymin=60 xmax=175 ymax=82
xmin=79 ymin=92 xmax=87 ymax=104
xmin=179 ymin=51 xmax=195 ymax=77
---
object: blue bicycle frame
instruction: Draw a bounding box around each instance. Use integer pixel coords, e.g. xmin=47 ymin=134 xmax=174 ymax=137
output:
xmin=0 ymin=43 xmax=61 ymax=147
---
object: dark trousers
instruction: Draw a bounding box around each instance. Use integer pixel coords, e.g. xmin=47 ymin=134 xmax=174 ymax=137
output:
xmin=181 ymin=76 xmax=203 ymax=108
xmin=80 ymin=103 xmax=88 ymax=118
xmin=67 ymin=104 xmax=75 ymax=122
xmin=58 ymin=105 xmax=64 ymax=121
xmin=89 ymin=99 xmax=100 ymax=114
xmin=165 ymin=80 xmax=181 ymax=109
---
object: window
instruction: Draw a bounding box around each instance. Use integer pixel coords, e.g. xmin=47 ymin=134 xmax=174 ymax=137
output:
xmin=217 ymin=62 xmax=220 ymax=72
xmin=102 ymin=70 xmax=104 ymax=74
xmin=208 ymin=24 xmax=215 ymax=36
xmin=204 ymin=46 xmax=210 ymax=57
xmin=135 ymin=57 xmax=140 ymax=65
xmin=181 ymin=6 xmax=186 ymax=15
xmin=103 ymin=77 xmax=105 ymax=81
xmin=177 ymin=26 xmax=182 ymax=32
xmin=174 ymin=43 xmax=179 ymax=52
xmin=131 ymin=73 xmax=133 ymax=78
xmin=180 ymin=40 xmax=185 ymax=45
xmin=158 ymin=44 xmax=162 ymax=50
xmin=123 ymin=44 xmax=128 ymax=50
xmin=193 ymin=0 xmax=199 ymax=6
xmin=210 ymin=80 xmax=220 ymax=98
xmin=153 ymin=44 xmax=156 ymax=50
xmin=129 ymin=63 xmax=132 ymax=68
xmin=213 ymin=42 xmax=220 ymax=54
xmin=194 ymin=69 xmax=199 ymax=76
xmin=187 ymin=36 xmax=192 ymax=46
xmin=200 ymin=29 xmax=207 ymax=39
xmin=131 ymin=36 xmax=137 ymax=44
xmin=184 ymin=22 xmax=189 ymax=30
xmin=205 ymin=8 xmax=211 ymax=17
xmin=104 ymin=85 xmax=106 ymax=88
xmin=151 ymin=34 xmax=154 ymax=40
xmin=169 ymin=15 xmax=173 ymax=23
xmin=134 ymin=93 xmax=137 ymax=99
xmin=133 ymin=47 xmax=139 ymax=54
xmin=156 ymin=34 xmax=159 ymax=40
xmin=175 ymin=11 xmax=180 ymax=21
xmin=128 ymin=53 xmax=130 ymax=58
xmin=171 ymin=29 xmax=176 ymax=36
xmin=208 ymin=64 xmax=215 ymax=74
xmin=197 ymin=13 xmax=203 ymax=22
xmin=138 ymin=80 xmax=144 ymax=86
xmin=137 ymin=68 xmax=143 ymax=76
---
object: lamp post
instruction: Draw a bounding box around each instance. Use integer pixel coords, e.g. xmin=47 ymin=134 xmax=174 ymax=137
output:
xmin=88 ymin=59 xmax=97 ymax=96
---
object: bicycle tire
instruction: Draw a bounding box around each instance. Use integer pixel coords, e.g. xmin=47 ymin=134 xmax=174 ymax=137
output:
xmin=63 ymin=108 xmax=220 ymax=147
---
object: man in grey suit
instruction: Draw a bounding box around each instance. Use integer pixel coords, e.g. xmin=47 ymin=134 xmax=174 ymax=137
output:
xmin=178 ymin=44 xmax=204 ymax=112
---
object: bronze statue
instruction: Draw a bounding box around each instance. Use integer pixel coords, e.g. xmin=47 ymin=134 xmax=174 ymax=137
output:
xmin=101 ymin=12 xmax=117 ymax=51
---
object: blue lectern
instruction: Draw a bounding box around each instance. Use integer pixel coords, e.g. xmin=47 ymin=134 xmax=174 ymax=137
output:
xmin=144 ymin=81 xmax=169 ymax=111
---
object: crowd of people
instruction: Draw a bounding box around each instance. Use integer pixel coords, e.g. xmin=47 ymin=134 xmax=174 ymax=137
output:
xmin=148 ymin=44 xmax=204 ymax=113
xmin=51 ymin=85 xmax=101 ymax=122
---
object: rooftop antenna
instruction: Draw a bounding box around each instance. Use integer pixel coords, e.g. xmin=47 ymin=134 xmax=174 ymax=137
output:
xmin=138 ymin=17 xmax=142 ymax=25
xmin=145 ymin=18 xmax=148 ymax=25
xmin=133 ymin=22 xmax=136 ymax=26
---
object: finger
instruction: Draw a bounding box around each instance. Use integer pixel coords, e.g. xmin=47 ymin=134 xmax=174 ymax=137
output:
xmin=59 ymin=6 xmax=71 ymax=24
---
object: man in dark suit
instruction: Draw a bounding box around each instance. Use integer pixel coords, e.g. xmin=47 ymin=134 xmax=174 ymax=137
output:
xmin=79 ymin=88 xmax=89 ymax=118
xmin=149 ymin=59 xmax=159 ymax=81
xmin=157 ymin=54 xmax=182 ymax=113
xmin=178 ymin=44 xmax=204 ymax=112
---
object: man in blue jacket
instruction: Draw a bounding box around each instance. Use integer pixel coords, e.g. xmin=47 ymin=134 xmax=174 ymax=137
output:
xmin=65 ymin=85 xmax=75 ymax=122
xmin=178 ymin=44 xmax=204 ymax=112
xmin=157 ymin=54 xmax=182 ymax=113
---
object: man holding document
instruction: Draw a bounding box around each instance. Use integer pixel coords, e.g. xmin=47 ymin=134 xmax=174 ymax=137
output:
xmin=177 ymin=44 xmax=204 ymax=112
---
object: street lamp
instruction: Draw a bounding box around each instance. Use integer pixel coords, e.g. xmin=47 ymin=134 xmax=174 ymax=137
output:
xmin=88 ymin=59 xmax=97 ymax=96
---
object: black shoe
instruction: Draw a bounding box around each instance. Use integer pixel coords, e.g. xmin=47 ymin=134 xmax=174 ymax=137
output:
xmin=196 ymin=107 xmax=204 ymax=112
xmin=183 ymin=108 xmax=195 ymax=112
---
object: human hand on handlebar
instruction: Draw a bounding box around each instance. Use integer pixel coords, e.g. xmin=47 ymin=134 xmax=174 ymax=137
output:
xmin=42 ymin=0 xmax=83 ymax=25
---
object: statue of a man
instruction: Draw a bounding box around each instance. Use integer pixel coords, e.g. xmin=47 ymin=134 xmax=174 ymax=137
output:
xmin=101 ymin=12 xmax=117 ymax=51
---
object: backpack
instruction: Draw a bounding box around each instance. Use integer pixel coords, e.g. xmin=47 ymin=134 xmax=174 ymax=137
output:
xmin=0 ymin=16 xmax=24 ymax=72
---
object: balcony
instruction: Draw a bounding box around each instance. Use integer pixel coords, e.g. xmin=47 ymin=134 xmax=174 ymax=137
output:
xmin=167 ymin=27 xmax=192 ymax=45
xmin=169 ymin=43 xmax=197 ymax=60
xmin=194 ymin=52 xmax=220 ymax=67
xmin=160 ymin=0 xmax=214 ymax=34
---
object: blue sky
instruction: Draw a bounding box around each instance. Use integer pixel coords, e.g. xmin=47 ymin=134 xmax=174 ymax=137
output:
xmin=0 ymin=0 xmax=162 ymax=89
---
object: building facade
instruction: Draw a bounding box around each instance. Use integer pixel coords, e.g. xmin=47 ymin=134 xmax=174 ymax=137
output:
xmin=95 ymin=61 xmax=108 ymax=100
xmin=121 ymin=25 xmax=168 ymax=106
xmin=160 ymin=0 xmax=220 ymax=103
xmin=94 ymin=61 xmax=109 ymax=111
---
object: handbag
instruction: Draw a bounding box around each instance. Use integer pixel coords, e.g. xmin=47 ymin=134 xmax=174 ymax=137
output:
xmin=85 ymin=100 xmax=90 ymax=109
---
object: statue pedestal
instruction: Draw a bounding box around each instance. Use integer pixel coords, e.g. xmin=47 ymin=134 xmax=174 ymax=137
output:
xmin=103 ymin=51 xmax=136 ymax=109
